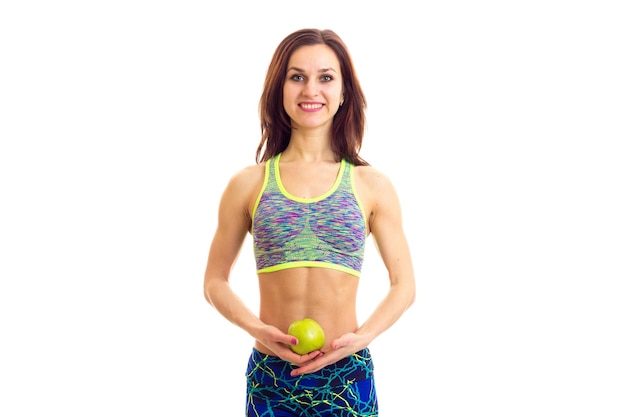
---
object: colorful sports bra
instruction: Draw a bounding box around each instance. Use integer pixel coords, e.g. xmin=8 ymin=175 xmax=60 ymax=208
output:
xmin=252 ymin=154 xmax=367 ymax=277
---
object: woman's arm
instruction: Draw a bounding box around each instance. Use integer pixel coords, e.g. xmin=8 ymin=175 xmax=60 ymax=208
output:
xmin=203 ymin=167 xmax=263 ymax=333
xmin=355 ymin=168 xmax=416 ymax=344
xmin=203 ymin=166 xmax=315 ymax=361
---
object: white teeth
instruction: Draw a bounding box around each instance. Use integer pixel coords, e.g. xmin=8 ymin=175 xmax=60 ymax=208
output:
xmin=301 ymin=103 xmax=323 ymax=109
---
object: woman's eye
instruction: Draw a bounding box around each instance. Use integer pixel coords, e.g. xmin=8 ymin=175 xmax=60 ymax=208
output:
xmin=291 ymin=74 xmax=305 ymax=81
xmin=321 ymin=75 xmax=333 ymax=82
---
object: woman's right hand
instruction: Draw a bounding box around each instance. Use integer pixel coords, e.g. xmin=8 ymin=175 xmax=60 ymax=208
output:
xmin=255 ymin=324 xmax=323 ymax=365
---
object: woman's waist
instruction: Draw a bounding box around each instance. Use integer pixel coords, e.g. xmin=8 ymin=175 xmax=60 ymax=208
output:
xmin=246 ymin=346 xmax=374 ymax=389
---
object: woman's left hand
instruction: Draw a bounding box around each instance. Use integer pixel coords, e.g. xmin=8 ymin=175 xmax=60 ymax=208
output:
xmin=289 ymin=332 xmax=366 ymax=376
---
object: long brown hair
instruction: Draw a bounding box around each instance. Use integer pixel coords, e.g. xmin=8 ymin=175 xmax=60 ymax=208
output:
xmin=256 ymin=28 xmax=369 ymax=166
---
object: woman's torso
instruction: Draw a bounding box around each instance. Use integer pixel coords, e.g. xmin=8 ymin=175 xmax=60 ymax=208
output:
xmin=246 ymin=155 xmax=372 ymax=356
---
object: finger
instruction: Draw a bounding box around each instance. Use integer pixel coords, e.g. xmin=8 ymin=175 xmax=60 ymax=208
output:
xmin=290 ymin=352 xmax=331 ymax=376
xmin=331 ymin=335 xmax=349 ymax=350
xmin=281 ymin=334 xmax=298 ymax=346
xmin=287 ymin=349 xmax=321 ymax=367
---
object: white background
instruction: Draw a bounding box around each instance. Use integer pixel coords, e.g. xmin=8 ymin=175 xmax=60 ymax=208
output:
xmin=1 ymin=1 xmax=625 ymax=416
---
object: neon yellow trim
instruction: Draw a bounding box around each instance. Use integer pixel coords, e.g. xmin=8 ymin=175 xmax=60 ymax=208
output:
xmin=274 ymin=153 xmax=346 ymax=203
xmin=250 ymin=159 xmax=271 ymax=235
xmin=349 ymin=163 xmax=369 ymax=235
xmin=257 ymin=261 xmax=361 ymax=277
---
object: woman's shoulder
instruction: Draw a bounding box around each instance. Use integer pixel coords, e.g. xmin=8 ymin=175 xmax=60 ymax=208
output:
xmin=353 ymin=164 xmax=394 ymax=190
xmin=217 ymin=162 xmax=267 ymax=216
xmin=353 ymin=163 xmax=403 ymax=223
xmin=226 ymin=162 xmax=266 ymax=192
xmin=231 ymin=162 xmax=265 ymax=179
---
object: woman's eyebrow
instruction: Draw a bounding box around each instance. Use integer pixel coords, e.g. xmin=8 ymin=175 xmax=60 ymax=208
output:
xmin=287 ymin=66 xmax=338 ymax=74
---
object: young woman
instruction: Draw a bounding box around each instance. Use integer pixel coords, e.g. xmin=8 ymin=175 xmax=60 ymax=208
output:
xmin=204 ymin=28 xmax=415 ymax=416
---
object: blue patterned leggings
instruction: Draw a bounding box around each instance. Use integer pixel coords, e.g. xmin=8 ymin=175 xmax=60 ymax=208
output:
xmin=245 ymin=348 xmax=378 ymax=416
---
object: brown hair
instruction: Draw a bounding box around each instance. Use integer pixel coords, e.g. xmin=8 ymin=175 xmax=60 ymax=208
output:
xmin=256 ymin=28 xmax=369 ymax=166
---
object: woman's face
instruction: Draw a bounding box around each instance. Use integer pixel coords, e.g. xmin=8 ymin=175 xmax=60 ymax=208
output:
xmin=283 ymin=44 xmax=344 ymax=132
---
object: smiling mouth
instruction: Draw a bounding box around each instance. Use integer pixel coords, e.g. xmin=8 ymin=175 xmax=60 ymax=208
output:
xmin=300 ymin=103 xmax=323 ymax=110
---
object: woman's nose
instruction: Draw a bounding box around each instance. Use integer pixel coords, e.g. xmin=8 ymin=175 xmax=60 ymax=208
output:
xmin=302 ymin=80 xmax=319 ymax=97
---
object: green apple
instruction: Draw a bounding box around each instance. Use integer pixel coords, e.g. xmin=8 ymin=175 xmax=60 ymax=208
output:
xmin=287 ymin=318 xmax=325 ymax=355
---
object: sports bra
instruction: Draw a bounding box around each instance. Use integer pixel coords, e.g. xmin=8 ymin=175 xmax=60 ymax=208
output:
xmin=252 ymin=153 xmax=367 ymax=277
